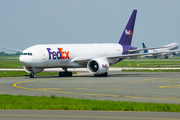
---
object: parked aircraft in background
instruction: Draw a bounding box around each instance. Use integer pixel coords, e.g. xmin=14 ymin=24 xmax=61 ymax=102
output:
xmin=142 ymin=42 xmax=179 ymax=58
xmin=3 ymin=10 xmax=180 ymax=78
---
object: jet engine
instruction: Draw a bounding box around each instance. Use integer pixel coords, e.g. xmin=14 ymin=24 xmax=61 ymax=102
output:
xmin=87 ymin=58 xmax=109 ymax=75
xmin=172 ymin=52 xmax=179 ymax=55
xmin=23 ymin=66 xmax=44 ymax=74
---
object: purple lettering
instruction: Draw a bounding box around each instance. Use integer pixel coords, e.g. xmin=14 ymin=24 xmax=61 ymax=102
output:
xmin=53 ymin=51 xmax=57 ymax=60
xmin=57 ymin=48 xmax=61 ymax=59
xmin=46 ymin=48 xmax=53 ymax=59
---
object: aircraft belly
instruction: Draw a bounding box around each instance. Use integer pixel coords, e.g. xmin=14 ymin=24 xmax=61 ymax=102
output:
xmin=37 ymin=59 xmax=84 ymax=68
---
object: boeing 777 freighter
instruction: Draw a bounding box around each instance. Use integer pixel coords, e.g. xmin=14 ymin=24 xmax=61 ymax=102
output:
xmin=3 ymin=10 xmax=180 ymax=78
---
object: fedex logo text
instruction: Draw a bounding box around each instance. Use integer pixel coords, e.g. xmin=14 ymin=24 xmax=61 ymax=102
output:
xmin=125 ymin=29 xmax=133 ymax=35
xmin=46 ymin=48 xmax=70 ymax=60
xmin=102 ymin=64 xmax=108 ymax=68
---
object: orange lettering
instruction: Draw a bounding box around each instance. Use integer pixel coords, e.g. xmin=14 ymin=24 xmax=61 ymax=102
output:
xmin=65 ymin=51 xmax=70 ymax=59
xmin=58 ymin=48 xmax=70 ymax=59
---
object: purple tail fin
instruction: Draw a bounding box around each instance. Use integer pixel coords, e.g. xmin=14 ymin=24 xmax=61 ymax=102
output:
xmin=118 ymin=10 xmax=137 ymax=46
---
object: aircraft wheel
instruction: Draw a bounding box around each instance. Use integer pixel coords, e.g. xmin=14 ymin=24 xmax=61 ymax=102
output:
xmin=94 ymin=72 xmax=108 ymax=77
xmin=59 ymin=72 xmax=64 ymax=77
xmin=59 ymin=72 xmax=72 ymax=77
xmin=67 ymin=72 xmax=72 ymax=77
xmin=30 ymin=73 xmax=35 ymax=78
xmin=94 ymin=74 xmax=98 ymax=77
xmin=103 ymin=72 xmax=108 ymax=77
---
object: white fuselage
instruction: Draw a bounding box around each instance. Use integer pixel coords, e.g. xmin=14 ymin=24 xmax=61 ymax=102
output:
xmin=19 ymin=43 xmax=123 ymax=68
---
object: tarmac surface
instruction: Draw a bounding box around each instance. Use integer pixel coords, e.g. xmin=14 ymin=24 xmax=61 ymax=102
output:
xmin=0 ymin=71 xmax=180 ymax=119
xmin=0 ymin=71 xmax=180 ymax=104
xmin=1 ymin=110 xmax=180 ymax=120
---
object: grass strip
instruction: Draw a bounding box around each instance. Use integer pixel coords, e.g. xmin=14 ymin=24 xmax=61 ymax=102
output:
xmin=122 ymin=69 xmax=180 ymax=72
xmin=0 ymin=71 xmax=76 ymax=77
xmin=0 ymin=71 xmax=59 ymax=77
xmin=1 ymin=59 xmax=180 ymax=69
xmin=0 ymin=94 xmax=180 ymax=112
xmin=111 ymin=61 xmax=180 ymax=68
xmin=0 ymin=60 xmax=23 ymax=69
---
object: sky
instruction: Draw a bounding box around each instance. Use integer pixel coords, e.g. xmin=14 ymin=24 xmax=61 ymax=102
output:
xmin=1 ymin=0 xmax=180 ymax=53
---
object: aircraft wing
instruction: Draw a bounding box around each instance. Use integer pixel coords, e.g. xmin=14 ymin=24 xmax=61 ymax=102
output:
xmin=107 ymin=50 xmax=180 ymax=59
xmin=72 ymin=50 xmax=180 ymax=63
xmin=3 ymin=47 xmax=23 ymax=53
xmin=128 ymin=46 xmax=168 ymax=53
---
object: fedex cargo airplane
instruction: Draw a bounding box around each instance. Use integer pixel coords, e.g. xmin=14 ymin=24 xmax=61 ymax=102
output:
xmin=4 ymin=10 xmax=180 ymax=78
xmin=142 ymin=42 xmax=179 ymax=58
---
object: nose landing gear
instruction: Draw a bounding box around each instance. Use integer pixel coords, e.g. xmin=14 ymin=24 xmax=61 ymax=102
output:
xmin=29 ymin=68 xmax=72 ymax=78
xmin=30 ymin=72 xmax=35 ymax=78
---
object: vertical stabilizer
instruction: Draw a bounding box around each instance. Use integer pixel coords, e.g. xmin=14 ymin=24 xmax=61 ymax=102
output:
xmin=118 ymin=10 xmax=137 ymax=46
xmin=142 ymin=43 xmax=148 ymax=53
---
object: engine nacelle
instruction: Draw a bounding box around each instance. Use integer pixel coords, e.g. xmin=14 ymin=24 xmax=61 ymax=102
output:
xmin=23 ymin=66 xmax=44 ymax=73
xmin=87 ymin=58 xmax=109 ymax=75
xmin=173 ymin=52 xmax=178 ymax=55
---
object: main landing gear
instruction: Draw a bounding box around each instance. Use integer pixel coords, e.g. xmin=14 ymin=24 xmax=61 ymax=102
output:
xmin=59 ymin=68 xmax=72 ymax=77
xmin=94 ymin=72 xmax=108 ymax=77
xmin=165 ymin=55 xmax=169 ymax=59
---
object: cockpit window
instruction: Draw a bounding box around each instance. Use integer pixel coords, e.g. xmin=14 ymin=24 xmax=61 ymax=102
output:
xmin=21 ymin=53 xmax=33 ymax=56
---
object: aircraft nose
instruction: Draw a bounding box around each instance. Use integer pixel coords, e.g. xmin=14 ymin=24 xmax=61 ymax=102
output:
xmin=19 ymin=56 xmax=26 ymax=65
xmin=19 ymin=55 xmax=32 ymax=66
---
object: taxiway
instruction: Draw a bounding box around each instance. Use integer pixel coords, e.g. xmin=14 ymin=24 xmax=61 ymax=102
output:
xmin=0 ymin=71 xmax=180 ymax=104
